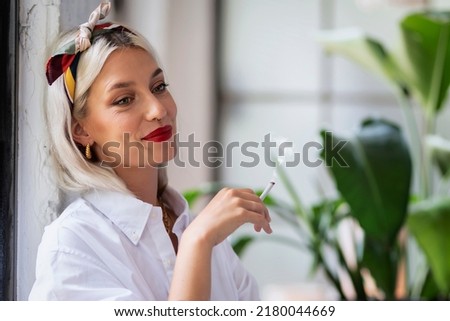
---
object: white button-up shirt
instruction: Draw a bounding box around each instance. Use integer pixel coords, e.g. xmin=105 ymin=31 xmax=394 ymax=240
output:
xmin=29 ymin=187 xmax=259 ymax=300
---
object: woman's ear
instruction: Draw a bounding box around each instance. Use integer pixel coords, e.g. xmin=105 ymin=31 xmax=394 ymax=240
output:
xmin=71 ymin=120 xmax=92 ymax=146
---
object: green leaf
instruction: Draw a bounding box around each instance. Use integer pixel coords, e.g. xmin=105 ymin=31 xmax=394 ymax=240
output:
xmin=408 ymin=197 xmax=450 ymax=294
xmin=319 ymin=11 xmax=450 ymax=114
xmin=318 ymin=28 xmax=408 ymax=94
xmin=420 ymin=268 xmax=442 ymax=300
xmin=321 ymin=118 xmax=412 ymax=245
xmin=362 ymin=238 xmax=400 ymax=298
xmin=182 ymin=189 xmax=203 ymax=208
xmin=400 ymin=11 xmax=450 ymax=113
xmin=426 ymin=135 xmax=450 ymax=176
xmin=231 ymin=236 xmax=255 ymax=256
xmin=321 ymin=118 xmax=412 ymax=297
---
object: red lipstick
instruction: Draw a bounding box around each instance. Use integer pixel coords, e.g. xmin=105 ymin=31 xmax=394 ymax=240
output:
xmin=142 ymin=125 xmax=173 ymax=142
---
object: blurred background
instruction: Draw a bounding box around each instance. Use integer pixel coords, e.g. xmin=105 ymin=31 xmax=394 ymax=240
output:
xmin=7 ymin=0 xmax=450 ymax=300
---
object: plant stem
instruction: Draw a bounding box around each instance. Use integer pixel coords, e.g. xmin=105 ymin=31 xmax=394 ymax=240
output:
xmin=396 ymin=92 xmax=429 ymax=198
xmin=424 ymin=106 xmax=436 ymax=196
xmin=276 ymin=164 xmax=314 ymax=236
xmin=335 ymin=242 xmax=367 ymax=300
xmin=316 ymin=248 xmax=347 ymax=300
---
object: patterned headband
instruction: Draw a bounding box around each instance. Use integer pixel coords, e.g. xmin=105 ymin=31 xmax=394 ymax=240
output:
xmin=45 ymin=1 xmax=132 ymax=106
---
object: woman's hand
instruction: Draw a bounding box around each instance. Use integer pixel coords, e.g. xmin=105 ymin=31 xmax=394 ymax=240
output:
xmin=169 ymin=187 xmax=271 ymax=300
xmin=185 ymin=188 xmax=272 ymax=248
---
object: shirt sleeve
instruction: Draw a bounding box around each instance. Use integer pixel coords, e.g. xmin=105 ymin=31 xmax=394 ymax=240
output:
xmin=29 ymin=247 xmax=139 ymax=301
xmin=28 ymin=217 xmax=145 ymax=301
xmin=223 ymin=240 xmax=261 ymax=300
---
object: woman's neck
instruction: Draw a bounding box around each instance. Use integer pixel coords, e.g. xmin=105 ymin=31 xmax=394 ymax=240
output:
xmin=114 ymin=166 xmax=159 ymax=205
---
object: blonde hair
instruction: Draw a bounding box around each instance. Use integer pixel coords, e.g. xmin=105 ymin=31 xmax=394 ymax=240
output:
xmin=44 ymin=23 xmax=164 ymax=194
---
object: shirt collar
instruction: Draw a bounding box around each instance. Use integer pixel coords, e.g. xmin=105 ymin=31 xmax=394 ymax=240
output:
xmin=82 ymin=186 xmax=190 ymax=245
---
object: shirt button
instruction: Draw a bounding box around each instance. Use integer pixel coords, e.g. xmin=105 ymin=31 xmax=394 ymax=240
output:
xmin=163 ymin=258 xmax=173 ymax=268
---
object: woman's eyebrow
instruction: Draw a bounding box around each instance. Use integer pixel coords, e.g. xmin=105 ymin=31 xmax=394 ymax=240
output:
xmin=107 ymin=68 xmax=163 ymax=92
xmin=152 ymin=68 xmax=163 ymax=78
xmin=107 ymin=81 xmax=135 ymax=92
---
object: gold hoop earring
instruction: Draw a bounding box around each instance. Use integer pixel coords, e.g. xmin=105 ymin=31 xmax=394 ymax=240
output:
xmin=85 ymin=143 xmax=92 ymax=160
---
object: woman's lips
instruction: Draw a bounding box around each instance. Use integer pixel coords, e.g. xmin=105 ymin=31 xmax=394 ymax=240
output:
xmin=142 ymin=125 xmax=173 ymax=142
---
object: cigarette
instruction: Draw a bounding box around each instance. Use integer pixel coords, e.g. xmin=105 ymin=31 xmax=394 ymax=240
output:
xmin=259 ymin=181 xmax=275 ymax=200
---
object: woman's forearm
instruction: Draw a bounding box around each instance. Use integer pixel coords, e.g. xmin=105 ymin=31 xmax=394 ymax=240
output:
xmin=168 ymin=231 xmax=213 ymax=300
xmin=168 ymin=188 xmax=271 ymax=300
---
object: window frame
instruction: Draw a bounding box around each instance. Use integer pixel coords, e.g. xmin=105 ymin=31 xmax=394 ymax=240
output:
xmin=0 ymin=0 xmax=18 ymax=301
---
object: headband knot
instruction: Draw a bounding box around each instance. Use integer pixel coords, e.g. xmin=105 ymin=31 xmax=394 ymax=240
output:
xmin=45 ymin=1 xmax=115 ymax=106
xmin=76 ymin=1 xmax=111 ymax=52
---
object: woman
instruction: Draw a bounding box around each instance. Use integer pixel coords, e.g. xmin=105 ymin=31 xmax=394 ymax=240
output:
xmin=29 ymin=1 xmax=272 ymax=300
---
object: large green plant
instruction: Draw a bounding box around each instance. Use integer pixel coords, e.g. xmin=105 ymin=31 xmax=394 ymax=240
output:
xmin=184 ymin=119 xmax=412 ymax=300
xmin=321 ymin=119 xmax=412 ymax=299
xmin=318 ymin=10 xmax=450 ymax=298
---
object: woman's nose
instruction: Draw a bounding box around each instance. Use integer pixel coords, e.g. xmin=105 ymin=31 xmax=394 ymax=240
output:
xmin=144 ymin=94 xmax=167 ymax=122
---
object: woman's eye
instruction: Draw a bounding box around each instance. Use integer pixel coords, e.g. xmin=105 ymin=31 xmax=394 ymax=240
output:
xmin=113 ymin=96 xmax=133 ymax=106
xmin=152 ymin=82 xmax=169 ymax=94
